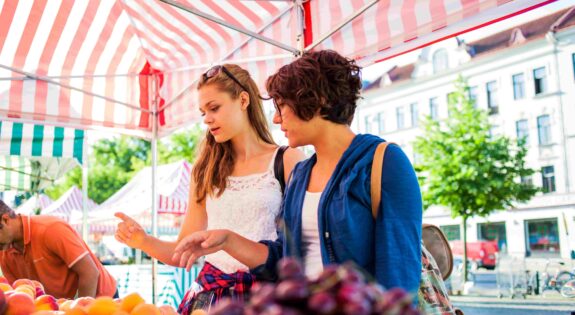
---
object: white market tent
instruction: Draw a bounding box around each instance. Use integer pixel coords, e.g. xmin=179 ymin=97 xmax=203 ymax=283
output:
xmin=42 ymin=185 xmax=98 ymax=220
xmin=82 ymin=160 xmax=191 ymax=234
xmin=15 ymin=192 xmax=53 ymax=215
xmin=0 ymin=0 xmax=554 ymax=301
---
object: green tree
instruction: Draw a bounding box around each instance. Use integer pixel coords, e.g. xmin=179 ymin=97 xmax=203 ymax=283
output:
xmin=414 ymin=76 xmax=538 ymax=282
xmin=45 ymin=127 xmax=203 ymax=204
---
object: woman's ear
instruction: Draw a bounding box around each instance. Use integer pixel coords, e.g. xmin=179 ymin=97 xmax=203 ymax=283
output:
xmin=240 ymin=91 xmax=250 ymax=110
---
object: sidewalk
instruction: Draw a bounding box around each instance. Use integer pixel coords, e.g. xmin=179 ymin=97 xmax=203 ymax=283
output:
xmin=451 ymin=294 xmax=575 ymax=312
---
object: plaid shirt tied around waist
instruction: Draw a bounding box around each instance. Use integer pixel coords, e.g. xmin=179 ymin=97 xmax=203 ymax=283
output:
xmin=178 ymin=262 xmax=256 ymax=315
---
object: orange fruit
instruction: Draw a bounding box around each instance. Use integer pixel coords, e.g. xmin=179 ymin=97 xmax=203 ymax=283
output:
xmin=130 ymin=304 xmax=160 ymax=315
xmin=119 ymin=293 xmax=145 ymax=313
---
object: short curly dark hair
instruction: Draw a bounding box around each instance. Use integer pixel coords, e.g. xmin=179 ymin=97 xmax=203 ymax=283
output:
xmin=266 ymin=50 xmax=362 ymax=125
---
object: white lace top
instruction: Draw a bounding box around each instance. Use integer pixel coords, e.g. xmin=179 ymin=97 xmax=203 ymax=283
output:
xmin=204 ymin=147 xmax=283 ymax=273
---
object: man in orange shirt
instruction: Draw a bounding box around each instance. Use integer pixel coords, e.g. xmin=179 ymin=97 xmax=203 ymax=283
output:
xmin=0 ymin=200 xmax=117 ymax=299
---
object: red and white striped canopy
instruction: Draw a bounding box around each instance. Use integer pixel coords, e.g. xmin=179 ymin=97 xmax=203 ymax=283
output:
xmin=0 ymin=0 xmax=552 ymax=139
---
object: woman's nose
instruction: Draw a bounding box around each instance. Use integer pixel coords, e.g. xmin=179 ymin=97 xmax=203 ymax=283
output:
xmin=272 ymin=111 xmax=281 ymax=124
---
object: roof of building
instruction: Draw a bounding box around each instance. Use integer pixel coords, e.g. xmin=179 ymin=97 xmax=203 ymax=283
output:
xmin=363 ymin=6 xmax=575 ymax=92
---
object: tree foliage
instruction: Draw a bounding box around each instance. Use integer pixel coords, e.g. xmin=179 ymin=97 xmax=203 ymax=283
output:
xmin=45 ymin=126 xmax=203 ymax=204
xmin=414 ymin=76 xmax=539 ymax=280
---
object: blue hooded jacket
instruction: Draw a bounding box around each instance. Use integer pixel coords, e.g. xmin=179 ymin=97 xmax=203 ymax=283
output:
xmin=253 ymin=134 xmax=422 ymax=294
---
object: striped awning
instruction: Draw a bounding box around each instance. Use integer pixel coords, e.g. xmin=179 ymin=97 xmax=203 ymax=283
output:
xmin=0 ymin=0 xmax=552 ymax=138
xmin=42 ymin=185 xmax=97 ymax=220
xmin=0 ymin=121 xmax=84 ymax=162
xmin=0 ymin=120 xmax=83 ymax=191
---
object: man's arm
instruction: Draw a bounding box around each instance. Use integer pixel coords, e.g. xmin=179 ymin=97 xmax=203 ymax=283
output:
xmin=69 ymin=254 xmax=100 ymax=298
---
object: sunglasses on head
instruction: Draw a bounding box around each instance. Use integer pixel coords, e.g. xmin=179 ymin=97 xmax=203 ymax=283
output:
xmin=203 ymin=65 xmax=249 ymax=92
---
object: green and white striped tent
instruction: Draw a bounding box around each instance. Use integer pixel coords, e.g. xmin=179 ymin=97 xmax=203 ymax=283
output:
xmin=0 ymin=121 xmax=84 ymax=192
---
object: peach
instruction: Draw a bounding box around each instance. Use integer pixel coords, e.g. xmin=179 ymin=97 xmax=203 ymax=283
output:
xmin=0 ymin=276 xmax=10 ymax=284
xmin=32 ymin=311 xmax=65 ymax=315
xmin=112 ymin=311 xmax=129 ymax=315
xmin=157 ymin=305 xmax=178 ymax=315
xmin=15 ymin=284 xmax=36 ymax=299
xmin=130 ymin=304 xmax=161 ymax=315
xmin=59 ymin=300 xmax=74 ymax=312
xmin=119 ymin=293 xmax=145 ymax=313
xmin=31 ymin=280 xmax=45 ymax=290
xmin=35 ymin=295 xmax=59 ymax=311
xmin=0 ymin=289 xmax=7 ymax=315
xmin=5 ymin=292 xmax=35 ymax=315
xmin=86 ymin=297 xmax=119 ymax=315
xmin=12 ymin=279 xmax=34 ymax=288
xmin=65 ymin=308 xmax=87 ymax=315
xmin=0 ymin=283 xmax=13 ymax=292
xmin=69 ymin=297 xmax=95 ymax=311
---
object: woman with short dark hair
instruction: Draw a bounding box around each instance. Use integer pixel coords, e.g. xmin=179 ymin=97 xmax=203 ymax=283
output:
xmin=174 ymin=50 xmax=422 ymax=296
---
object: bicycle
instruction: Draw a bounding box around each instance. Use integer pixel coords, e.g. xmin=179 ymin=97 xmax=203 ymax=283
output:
xmin=540 ymin=260 xmax=575 ymax=295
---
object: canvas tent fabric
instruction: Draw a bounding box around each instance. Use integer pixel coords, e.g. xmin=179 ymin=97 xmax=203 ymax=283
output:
xmin=41 ymin=185 xmax=97 ymax=220
xmin=0 ymin=120 xmax=83 ymax=191
xmin=79 ymin=160 xmax=191 ymax=234
xmin=0 ymin=0 xmax=552 ymax=138
xmin=15 ymin=193 xmax=53 ymax=215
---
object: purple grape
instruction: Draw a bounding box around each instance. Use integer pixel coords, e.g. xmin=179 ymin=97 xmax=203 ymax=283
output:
xmin=277 ymin=258 xmax=305 ymax=280
xmin=274 ymin=279 xmax=309 ymax=303
xmin=250 ymin=283 xmax=275 ymax=310
xmin=336 ymin=283 xmax=365 ymax=305
xmin=307 ymin=292 xmax=337 ymax=314
xmin=209 ymin=297 xmax=244 ymax=315
xmin=342 ymin=299 xmax=372 ymax=315
xmin=258 ymin=304 xmax=304 ymax=315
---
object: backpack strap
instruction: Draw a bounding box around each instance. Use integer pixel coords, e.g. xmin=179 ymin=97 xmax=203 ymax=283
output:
xmin=370 ymin=142 xmax=391 ymax=219
xmin=370 ymin=142 xmax=454 ymax=281
xmin=274 ymin=146 xmax=289 ymax=194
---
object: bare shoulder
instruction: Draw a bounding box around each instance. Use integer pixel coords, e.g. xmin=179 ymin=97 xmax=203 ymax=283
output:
xmin=282 ymin=147 xmax=306 ymax=177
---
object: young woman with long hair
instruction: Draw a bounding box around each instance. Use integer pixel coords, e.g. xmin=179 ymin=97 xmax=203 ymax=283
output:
xmin=114 ymin=64 xmax=304 ymax=313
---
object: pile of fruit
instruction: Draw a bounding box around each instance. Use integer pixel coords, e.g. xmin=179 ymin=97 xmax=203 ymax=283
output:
xmin=203 ymin=258 xmax=421 ymax=315
xmin=0 ymin=276 xmax=178 ymax=315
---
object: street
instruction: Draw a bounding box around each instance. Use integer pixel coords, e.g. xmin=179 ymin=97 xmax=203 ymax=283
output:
xmin=450 ymin=271 xmax=575 ymax=315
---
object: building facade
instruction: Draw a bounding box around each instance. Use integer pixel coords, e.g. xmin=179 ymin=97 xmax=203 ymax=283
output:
xmin=359 ymin=8 xmax=575 ymax=259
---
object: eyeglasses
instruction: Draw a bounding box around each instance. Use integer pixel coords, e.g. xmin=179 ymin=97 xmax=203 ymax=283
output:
xmin=203 ymin=65 xmax=249 ymax=92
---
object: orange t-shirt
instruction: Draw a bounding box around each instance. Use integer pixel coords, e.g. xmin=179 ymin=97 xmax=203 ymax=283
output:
xmin=0 ymin=215 xmax=117 ymax=299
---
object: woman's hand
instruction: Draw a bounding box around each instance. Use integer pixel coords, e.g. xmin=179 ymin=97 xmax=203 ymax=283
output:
xmin=114 ymin=212 xmax=147 ymax=249
xmin=173 ymin=229 xmax=230 ymax=271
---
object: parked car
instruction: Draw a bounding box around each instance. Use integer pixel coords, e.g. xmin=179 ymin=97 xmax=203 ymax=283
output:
xmin=450 ymin=240 xmax=498 ymax=270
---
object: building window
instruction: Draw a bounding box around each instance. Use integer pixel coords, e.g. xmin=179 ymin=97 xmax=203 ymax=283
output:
xmin=410 ymin=103 xmax=418 ymax=127
xmin=429 ymin=97 xmax=439 ymax=120
xmin=468 ymin=86 xmax=478 ymax=108
xmin=541 ymin=166 xmax=555 ymax=193
xmin=432 ymin=49 xmax=448 ymax=74
xmin=525 ymin=218 xmax=560 ymax=257
xmin=533 ymin=67 xmax=548 ymax=95
xmin=377 ymin=112 xmax=385 ymax=134
xmin=486 ymin=81 xmax=498 ymax=114
xmin=478 ymin=222 xmax=507 ymax=252
xmin=364 ymin=115 xmax=373 ymax=134
xmin=512 ymin=73 xmax=525 ymax=100
xmin=440 ymin=225 xmax=461 ymax=241
xmin=396 ymin=107 xmax=405 ymax=130
xmin=521 ymin=176 xmax=533 ymax=187
xmin=515 ymin=119 xmax=529 ymax=144
xmin=537 ymin=114 xmax=551 ymax=145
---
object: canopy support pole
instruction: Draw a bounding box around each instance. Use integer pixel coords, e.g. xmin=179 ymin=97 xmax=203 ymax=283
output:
xmin=159 ymin=0 xmax=299 ymax=55
xmin=305 ymin=0 xmax=380 ymax=52
xmin=0 ymin=64 xmax=148 ymax=113
xmin=82 ymin=131 xmax=89 ymax=242
xmin=151 ymin=74 xmax=159 ymax=304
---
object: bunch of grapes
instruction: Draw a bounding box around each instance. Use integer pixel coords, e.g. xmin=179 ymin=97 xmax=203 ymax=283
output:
xmin=208 ymin=258 xmax=421 ymax=315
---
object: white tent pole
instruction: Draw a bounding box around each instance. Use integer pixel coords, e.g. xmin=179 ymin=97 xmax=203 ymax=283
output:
xmin=82 ymin=131 xmax=89 ymax=242
xmin=151 ymin=75 xmax=159 ymax=304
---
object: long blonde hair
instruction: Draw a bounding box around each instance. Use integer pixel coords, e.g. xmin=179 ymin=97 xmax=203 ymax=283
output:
xmin=193 ymin=64 xmax=275 ymax=203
